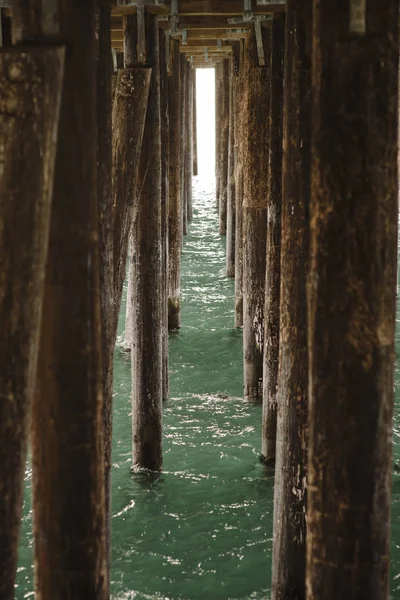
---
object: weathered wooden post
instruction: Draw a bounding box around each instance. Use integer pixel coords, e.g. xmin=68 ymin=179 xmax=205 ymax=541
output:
xmin=131 ymin=13 xmax=163 ymax=471
xmin=0 ymin=41 xmax=64 ymax=600
xmin=215 ymin=62 xmax=222 ymax=208
xmin=0 ymin=8 xmax=11 ymax=47
xmin=234 ymin=41 xmax=245 ymax=328
xmin=271 ymin=0 xmax=312 ymax=597
xmin=17 ymin=0 xmax=109 ymax=596
xmin=159 ymin=28 xmax=170 ymax=401
xmin=187 ymin=65 xmax=194 ymax=223
xmin=242 ymin=28 xmax=271 ymax=402
xmin=307 ymin=2 xmax=399 ymax=598
xmin=111 ymin=15 xmax=151 ymax=346
xmin=261 ymin=14 xmax=285 ymax=467
xmin=123 ymin=235 xmax=134 ymax=351
xmin=192 ymin=69 xmax=198 ymax=177
xmin=226 ymin=55 xmax=235 ymax=278
xmin=96 ymin=0 xmax=114 ymax=573
xmin=180 ymin=54 xmax=188 ymax=237
xmin=168 ymin=39 xmax=182 ymax=330
xmin=219 ymin=58 xmax=230 ymax=235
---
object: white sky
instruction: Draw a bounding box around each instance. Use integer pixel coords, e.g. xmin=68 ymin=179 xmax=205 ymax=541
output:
xmin=195 ymin=69 xmax=216 ymax=180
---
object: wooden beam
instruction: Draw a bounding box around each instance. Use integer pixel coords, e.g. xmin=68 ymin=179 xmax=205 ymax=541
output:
xmin=112 ymin=1 xmax=285 ymax=16
xmin=159 ymin=16 xmax=254 ymax=29
xmin=111 ymin=31 xmax=245 ymax=44
xmin=179 ymin=45 xmax=232 ymax=53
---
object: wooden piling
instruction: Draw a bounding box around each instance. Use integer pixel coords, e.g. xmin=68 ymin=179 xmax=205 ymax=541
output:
xmin=307 ymin=2 xmax=399 ymax=598
xmin=132 ymin=14 xmax=163 ymax=471
xmin=0 ymin=8 xmax=11 ymax=47
xmin=168 ymin=40 xmax=182 ymax=330
xmin=118 ymin=14 xmax=151 ymax=362
xmin=0 ymin=44 xmax=64 ymax=600
xmin=123 ymin=13 xmax=136 ymax=68
xmin=242 ymin=29 xmax=271 ymax=402
xmin=96 ymin=0 xmax=114 ymax=576
xmin=111 ymin=17 xmax=151 ymax=345
xmin=226 ymin=55 xmax=235 ymax=278
xmin=192 ymin=70 xmax=198 ymax=177
xmin=159 ymin=28 xmax=170 ymax=401
xmin=271 ymin=0 xmax=312 ymax=597
xmin=215 ymin=62 xmax=222 ymax=208
xmin=261 ymin=14 xmax=285 ymax=467
xmin=123 ymin=235 xmax=134 ymax=351
xmin=234 ymin=41 xmax=245 ymax=328
xmin=219 ymin=58 xmax=230 ymax=236
xmin=28 ymin=1 xmax=108 ymax=596
xmin=181 ymin=55 xmax=188 ymax=237
xmin=187 ymin=65 xmax=194 ymax=223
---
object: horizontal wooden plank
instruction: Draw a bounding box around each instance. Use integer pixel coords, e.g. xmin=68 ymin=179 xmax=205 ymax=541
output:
xmin=186 ymin=29 xmax=248 ymax=39
xmin=111 ymin=32 xmax=243 ymax=45
xmin=112 ymin=1 xmax=285 ymax=17
xmin=159 ymin=16 xmax=254 ymax=29
xmin=179 ymin=45 xmax=232 ymax=53
xmin=176 ymin=0 xmax=285 ymax=15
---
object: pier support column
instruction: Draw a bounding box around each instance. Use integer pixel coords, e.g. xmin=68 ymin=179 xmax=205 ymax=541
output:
xmin=96 ymin=0 xmax=114 ymax=573
xmin=261 ymin=14 xmax=285 ymax=467
xmin=271 ymin=0 xmax=312 ymax=598
xmin=193 ymin=70 xmax=198 ymax=177
xmin=0 ymin=44 xmax=64 ymax=600
xmin=307 ymin=2 xmax=399 ymax=598
xmin=132 ymin=14 xmax=163 ymax=471
xmin=111 ymin=15 xmax=151 ymax=345
xmin=219 ymin=58 xmax=230 ymax=236
xmin=27 ymin=1 xmax=109 ymax=597
xmin=159 ymin=29 xmax=170 ymax=400
xmin=181 ymin=55 xmax=188 ymax=237
xmin=226 ymin=55 xmax=235 ymax=278
xmin=168 ymin=40 xmax=182 ymax=330
xmin=234 ymin=41 xmax=245 ymax=328
xmin=187 ymin=65 xmax=194 ymax=223
xmin=215 ymin=62 xmax=222 ymax=208
xmin=242 ymin=29 xmax=271 ymax=402
xmin=123 ymin=235 xmax=134 ymax=351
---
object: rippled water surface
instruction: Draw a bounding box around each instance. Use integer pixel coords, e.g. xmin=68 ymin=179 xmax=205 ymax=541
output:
xmin=15 ymin=177 xmax=400 ymax=599
xmin=16 ymin=178 xmax=272 ymax=599
xmin=110 ymin=179 xmax=273 ymax=599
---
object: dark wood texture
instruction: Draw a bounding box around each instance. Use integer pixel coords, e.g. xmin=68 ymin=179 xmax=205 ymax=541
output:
xmin=132 ymin=14 xmax=163 ymax=471
xmin=271 ymin=0 xmax=312 ymax=597
xmin=261 ymin=14 xmax=285 ymax=467
xmin=96 ymin=0 xmax=114 ymax=580
xmin=242 ymin=29 xmax=271 ymax=402
xmin=1 ymin=10 xmax=12 ymax=46
xmin=0 ymin=44 xmax=64 ymax=600
xmin=234 ymin=40 xmax=244 ymax=328
xmin=111 ymin=67 xmax=151 ymax=345
xmin=168 ymin=40 xmax=182 ymax=330
xmin=215 ymin=62 xmax=222 ymax=208
xmin=123 ymin=14 xmax=137 ymax=67
xmin=187 ymin=66 xmax=194 ymax=222
xmin=219 ymin=58 xmax=230 ymax=235
xmin=193 ymin=71 xmax=198 ymax=176
xmin=12 ymin=0 xmax=59 ymax=42
xmin=159 ymin=28 xmax=170 ymax=401
xmin=180 ymin=55 xmax=188 ymax=237
xmin=31 ymin=2 xmax=108 ymax=597
xmin=307 ymin=2 xmax=399 ymax=598
xmin=226 ymin=55 xmax=235 ymax=278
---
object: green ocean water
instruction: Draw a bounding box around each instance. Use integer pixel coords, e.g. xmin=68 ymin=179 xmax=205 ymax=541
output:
xmin=15 ymin=176 xmax=400 ymax=598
